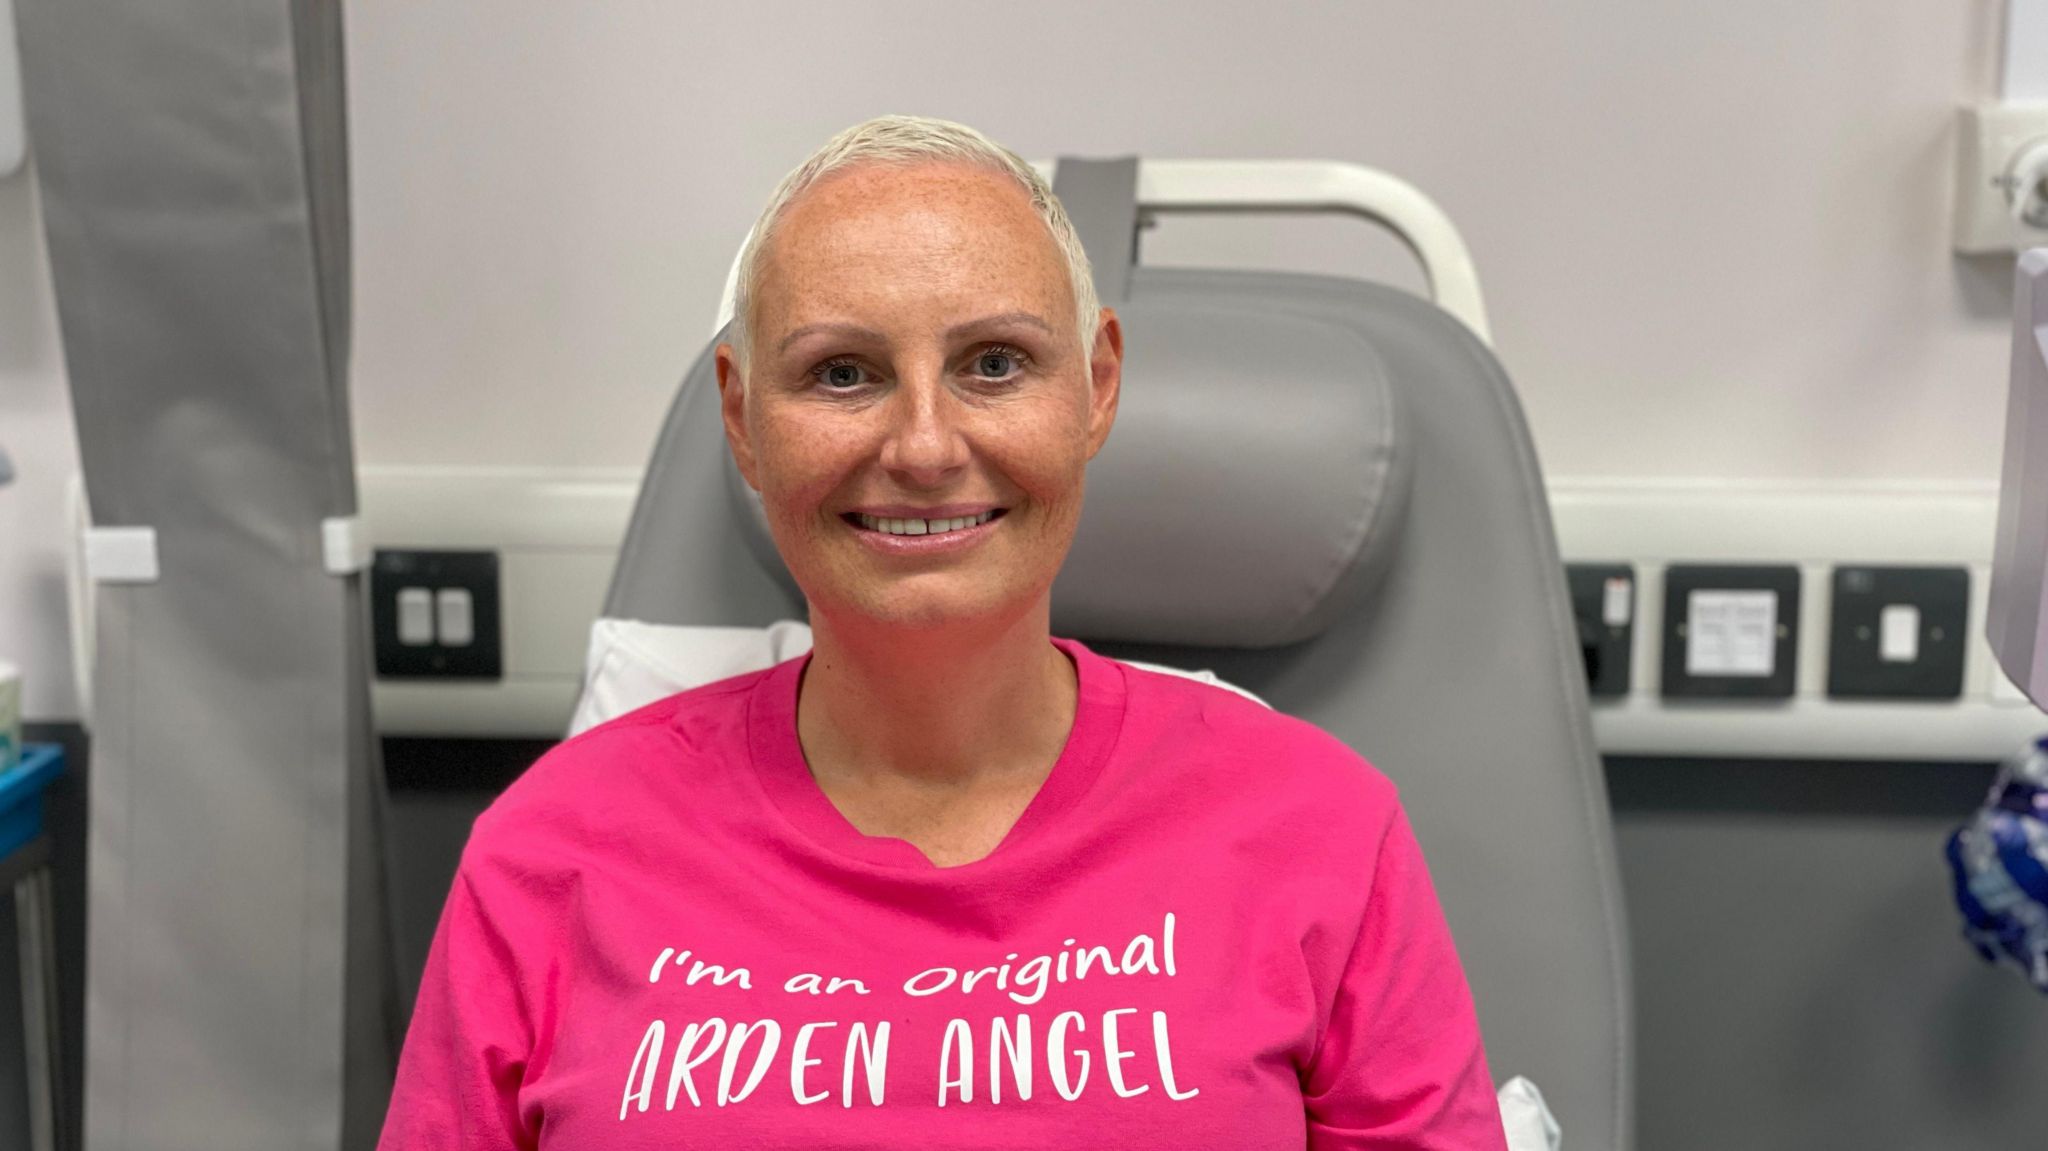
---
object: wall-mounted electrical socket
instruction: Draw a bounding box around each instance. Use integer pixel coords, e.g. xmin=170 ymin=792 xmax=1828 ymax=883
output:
xmin=1826 ymin=566 xmax=1968 ymax=700
xmin=370 ymin=549 xmax=502 ymax=679
xmin=1566 ymin=563 xmax=1635 ymax=699
xmin=1660 ymin=565 xmax=1802 ymax=700
xmin=1954 ymin=103 xmax=2048 ymax=253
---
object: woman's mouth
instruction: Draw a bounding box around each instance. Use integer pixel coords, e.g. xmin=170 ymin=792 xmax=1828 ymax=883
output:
xmin=840 ymin=508 xmax=1010 ymax=555
xmin=843 ymin=508 xmax=1007 ymax=536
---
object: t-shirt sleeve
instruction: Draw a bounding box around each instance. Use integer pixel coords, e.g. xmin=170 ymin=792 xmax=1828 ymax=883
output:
xmin=377 ymin=853 xmax=542 ymax=1151
xmin=1301 ymin=802 xmax=1508 ymax=1150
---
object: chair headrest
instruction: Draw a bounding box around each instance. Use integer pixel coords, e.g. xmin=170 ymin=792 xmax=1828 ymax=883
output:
xmin=1055 ymin=284 xmax=1411 ymax=647
xmin=722 ymin=270 xmax=1413 ymax=649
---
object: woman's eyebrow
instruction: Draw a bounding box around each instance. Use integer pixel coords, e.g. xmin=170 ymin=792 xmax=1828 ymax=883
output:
xmin=945 ymin=312 xmax=1054 ymax=341
xmin=777 ymin=322 xmax=886 ymax=355
xmin=776 ymin=312 xmax=1053 ymax=355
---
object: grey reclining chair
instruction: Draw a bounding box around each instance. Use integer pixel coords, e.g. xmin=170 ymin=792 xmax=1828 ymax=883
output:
xmin=601 ymin=157 xmax=1633 ymax=1150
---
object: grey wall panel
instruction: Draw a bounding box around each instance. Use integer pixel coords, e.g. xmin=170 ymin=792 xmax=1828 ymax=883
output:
xmin=12 ymin=1 xmax=391 ymax=1146
xmin=1608 ymin=757 xmax=2048 ymax=1151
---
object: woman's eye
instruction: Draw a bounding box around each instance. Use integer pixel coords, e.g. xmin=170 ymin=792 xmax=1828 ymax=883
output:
xmin=972 ymin=346 xmax=1027 ymax=380
xmin=811 ymin=360 xmax=866 ymax=390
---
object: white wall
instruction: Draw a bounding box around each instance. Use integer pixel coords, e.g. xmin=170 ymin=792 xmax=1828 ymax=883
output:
xmin=343 ymin=0 xmax=2013 ymax=475
xmin=0 ymin=0 xmax=2022 ymax=720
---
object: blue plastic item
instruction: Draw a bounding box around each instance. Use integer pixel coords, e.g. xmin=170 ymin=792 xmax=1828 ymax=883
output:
xmin=1946 ymin=734 xmax=2048 ymax=993
xmin=0 ymin=743 xmax=64 ymax=858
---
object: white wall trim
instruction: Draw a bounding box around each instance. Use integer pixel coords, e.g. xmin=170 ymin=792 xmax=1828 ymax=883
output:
xmin=360 ymin=467 xmax=2043 ymax=760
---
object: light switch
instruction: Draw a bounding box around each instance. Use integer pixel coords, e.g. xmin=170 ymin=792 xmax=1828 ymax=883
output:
xmin=1878 ymin=604 xmax=1920 ymax=663
xmin=1826 ymin=566 xmax=1966 ymax=699
xmin=436 ymin=588 xmax=475 ymax=647
xmin=372 ymin=550 xmax=501 ymax=679
xmin=397 ymin=588 xmax=434 ymax=646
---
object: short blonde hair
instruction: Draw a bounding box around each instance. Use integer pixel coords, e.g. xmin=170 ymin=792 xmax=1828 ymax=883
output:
xmin=728 ymin=114 xmax=1100 ymax=380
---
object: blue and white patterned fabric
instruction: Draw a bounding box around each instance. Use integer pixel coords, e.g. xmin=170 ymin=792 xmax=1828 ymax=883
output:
xmin=1947 ymin=735 xmax=2048 ymax=993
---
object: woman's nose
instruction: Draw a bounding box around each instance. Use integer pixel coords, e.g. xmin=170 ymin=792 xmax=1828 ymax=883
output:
xmin=877 ymin=367 xmax=969 ymax=483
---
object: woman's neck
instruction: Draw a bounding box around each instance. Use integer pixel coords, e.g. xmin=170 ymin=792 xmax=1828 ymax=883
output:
xmin=795 ymin=604 xmax=1077 ymax=792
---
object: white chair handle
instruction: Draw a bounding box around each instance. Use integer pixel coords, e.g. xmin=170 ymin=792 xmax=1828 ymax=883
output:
xmin=1064 ymin=159 xmax=1491 ymax=345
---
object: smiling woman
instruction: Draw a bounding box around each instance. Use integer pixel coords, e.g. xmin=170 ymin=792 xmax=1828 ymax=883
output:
xmin=379 ymin=115 xmax=1509 ymax=1151
xmin=709 ymin=136 xmax=1124 ymax=824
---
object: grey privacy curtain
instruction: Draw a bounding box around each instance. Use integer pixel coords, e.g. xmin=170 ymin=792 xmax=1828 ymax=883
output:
xmin=15 ymin=1 xmax=396 ymax=1147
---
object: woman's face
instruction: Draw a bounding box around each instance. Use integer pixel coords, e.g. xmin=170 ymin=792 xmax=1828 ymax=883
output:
xmin=717 ymin=162 xmax=1121 ymax=633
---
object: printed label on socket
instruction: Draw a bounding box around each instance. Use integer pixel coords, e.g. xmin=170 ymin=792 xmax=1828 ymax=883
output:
xmin=1686 ymin=589 xmax=1778 ymax=678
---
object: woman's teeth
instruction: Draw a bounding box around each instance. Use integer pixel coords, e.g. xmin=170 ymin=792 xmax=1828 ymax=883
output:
xmin=855 ymin=509 xmax=999 ymax=536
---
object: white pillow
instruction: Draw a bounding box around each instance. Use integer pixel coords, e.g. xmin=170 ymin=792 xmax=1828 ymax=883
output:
xmin=568 ymin=618 xmax=1269 ymax=738
xmin=1497 ymin=1075 xmax=1562 ymax=1151
xmin=568 ymin=618 xmax=814 ymax=737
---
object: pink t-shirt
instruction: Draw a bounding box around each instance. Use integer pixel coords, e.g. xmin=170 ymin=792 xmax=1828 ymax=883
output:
xmin=379 ymin=635 xmax=1506 ymax=1149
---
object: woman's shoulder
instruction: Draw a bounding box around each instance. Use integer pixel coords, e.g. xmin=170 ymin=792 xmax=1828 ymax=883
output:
xmin=1110 ymin=656 xmax=1400 ymax=811
xmin=463 ymin=667 xmax=770 ymax=865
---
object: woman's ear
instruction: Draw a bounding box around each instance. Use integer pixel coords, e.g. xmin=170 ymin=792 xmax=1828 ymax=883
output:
xmin=715 ymin=343 xmax=761 ymax=491
xmin=1086 ymin=308 xmax=1123 ymax=460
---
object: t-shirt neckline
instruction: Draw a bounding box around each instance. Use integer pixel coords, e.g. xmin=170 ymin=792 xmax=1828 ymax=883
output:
xmin=746 ymin=635 xmax=1126 ymax=873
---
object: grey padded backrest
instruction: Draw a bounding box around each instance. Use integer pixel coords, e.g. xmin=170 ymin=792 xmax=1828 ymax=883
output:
xmin=604 ymin=255 xmax=1633 ymax=1151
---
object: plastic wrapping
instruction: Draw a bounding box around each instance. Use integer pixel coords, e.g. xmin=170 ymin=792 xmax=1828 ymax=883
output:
xmin=1946 ymin=735 xmax=2048 ymax=991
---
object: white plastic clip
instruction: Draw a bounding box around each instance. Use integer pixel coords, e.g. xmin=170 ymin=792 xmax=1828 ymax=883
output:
xmin=84 ymin=525 xmax=160 ymax=584
xmin=322 ymin=515 xmax=370 ymax=576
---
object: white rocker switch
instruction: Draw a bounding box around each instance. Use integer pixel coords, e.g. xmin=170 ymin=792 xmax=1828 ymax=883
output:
xmin=1878 ymin=604 xmax=1920 ymax=664
xmin=397 ymin=588 xmax=434 ymax=647
xmin=436 ymin=588 xmax=475 ymax=648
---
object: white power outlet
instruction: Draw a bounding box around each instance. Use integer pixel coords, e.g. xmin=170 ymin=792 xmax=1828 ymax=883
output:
xmin=1955 ymin=103 xmax=2048 ymax=253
